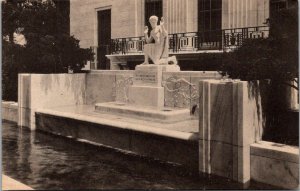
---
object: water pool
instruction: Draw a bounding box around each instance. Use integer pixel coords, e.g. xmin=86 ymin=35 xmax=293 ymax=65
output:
xmin=2 ymin=121 xmax=279 ymax=190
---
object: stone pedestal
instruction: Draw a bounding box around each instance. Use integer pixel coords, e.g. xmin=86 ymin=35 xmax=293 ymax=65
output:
xmin=128 ymin=64 xmax=180 ymax=107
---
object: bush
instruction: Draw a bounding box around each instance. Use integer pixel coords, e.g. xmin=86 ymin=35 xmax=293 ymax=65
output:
xmin=220 ymin=5 xmax=298 ymax=145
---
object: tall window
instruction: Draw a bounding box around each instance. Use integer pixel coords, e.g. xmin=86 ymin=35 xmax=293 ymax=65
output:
xmin=270 ymin=0 xmax=287 ymax=18
xmin=145 ymin=0 xmax=162 ymax=35
xmin=198 ymin=0 xmax=222 ymax=32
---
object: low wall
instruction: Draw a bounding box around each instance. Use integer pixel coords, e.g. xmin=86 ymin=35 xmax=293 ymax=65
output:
xmin=18 ymin=74 xmax=86 ymax=130
xmin=198 ymin=79 xmax=299 ymax=188
xmin=86 ymin=70 xmax=223 ymax=117
xmin=86 ymin=70 xmax=134 ymax=104
xmin=2 ymin=101 xmax=18 ymax=123
xmin=250 ymin=141 xmax=299 ymax=189
xmin=36 ymin=112 xmax=199 ymax=169
xmin=18 ymin=71 xmax=222 ymax=130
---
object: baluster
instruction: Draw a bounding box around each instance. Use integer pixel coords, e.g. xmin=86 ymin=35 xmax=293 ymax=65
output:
xmin=172 ymin=34 xmax=176 ymax=52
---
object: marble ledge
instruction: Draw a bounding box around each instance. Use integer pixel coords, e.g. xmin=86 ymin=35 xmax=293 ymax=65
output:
xmin=35 ymin=108 xmax=198 ymax=142
xmin=251 ymin=141 xmax=299 ymax=164
xmin=2 ymin=101 xmax=18 ymax=108
xmin=89 ymin=70 xmax=135 ymax=75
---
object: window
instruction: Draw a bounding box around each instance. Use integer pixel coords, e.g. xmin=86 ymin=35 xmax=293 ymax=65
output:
xmin=270 ymin=0 xmax=287 ymax=18
xmin=145 ymin=0 xmax=162 ymax=35
xmin=198 ymin=0 xmax=222 ymax=43
xmin=198 ymin=0 xmax=222 ymax=32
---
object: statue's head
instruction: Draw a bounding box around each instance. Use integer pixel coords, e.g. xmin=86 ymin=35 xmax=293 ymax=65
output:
xmin=149 ymin=15 xmax=158 ymax=28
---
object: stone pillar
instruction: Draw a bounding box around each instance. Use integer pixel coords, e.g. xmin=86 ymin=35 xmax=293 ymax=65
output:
xmin=128 ymin=64 xmax=180 ymax=107
xmin=199 ymin=80 xmax=261 ymax=183
xmin=18 ymin=74 xmax=32 ymax=128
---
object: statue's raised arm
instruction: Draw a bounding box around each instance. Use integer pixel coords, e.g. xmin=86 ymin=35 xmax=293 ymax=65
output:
xmin=159 ymin=17 xmax=168 ymax=37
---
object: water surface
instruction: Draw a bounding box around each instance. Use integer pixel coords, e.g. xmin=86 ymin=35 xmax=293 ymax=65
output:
xmin=2 ymin=121 xmax=279 ymax=190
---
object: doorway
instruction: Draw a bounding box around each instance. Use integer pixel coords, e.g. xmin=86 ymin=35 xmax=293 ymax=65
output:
xmin=97 ymin=9 xmax=111 ymax=69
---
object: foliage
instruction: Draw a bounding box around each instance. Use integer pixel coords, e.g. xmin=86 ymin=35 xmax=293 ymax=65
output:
xmin=220 ymin=4 xmax=299 ymax=145
xmin=2 ymin=0 xmax=93 ymax=101
xmin=221 ymin=5 xmax=298 ymax=90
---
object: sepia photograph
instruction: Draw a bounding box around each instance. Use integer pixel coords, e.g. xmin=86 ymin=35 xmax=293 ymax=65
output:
xmin=1 ymin=0 xmax=299 ymax=190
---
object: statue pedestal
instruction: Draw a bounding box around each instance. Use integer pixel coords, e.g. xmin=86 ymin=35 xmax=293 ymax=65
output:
xmin=95 ymin=63 xmax=190 ymax=123
xmin=128 ymin=64 xmax=180 ymax=107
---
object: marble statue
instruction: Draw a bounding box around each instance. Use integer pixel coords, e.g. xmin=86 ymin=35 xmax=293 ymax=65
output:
xmin=142 ymin=16 xmax=177 ymax=65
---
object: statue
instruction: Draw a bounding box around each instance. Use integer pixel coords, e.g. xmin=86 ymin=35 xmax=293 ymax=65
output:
xmin=142 ymin=16 xmax=177 ymax=65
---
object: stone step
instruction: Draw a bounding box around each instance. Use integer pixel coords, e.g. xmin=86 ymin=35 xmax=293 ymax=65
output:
xmin=95 ymin=102 xmax=191 ymax=123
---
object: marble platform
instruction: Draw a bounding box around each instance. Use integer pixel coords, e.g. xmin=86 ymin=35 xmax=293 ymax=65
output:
xmin=34 ymin=104 xmax=199 ymax=169
xmin=95 ymin=102 xmax=191 ymax=123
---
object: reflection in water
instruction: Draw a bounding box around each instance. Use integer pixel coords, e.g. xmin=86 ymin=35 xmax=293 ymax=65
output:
xmin=2 ymin=121 xmax=278 ymax=190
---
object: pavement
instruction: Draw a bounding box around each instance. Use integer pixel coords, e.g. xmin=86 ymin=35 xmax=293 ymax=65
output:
xmin=2 ymin=174 xmax=33 ymax=190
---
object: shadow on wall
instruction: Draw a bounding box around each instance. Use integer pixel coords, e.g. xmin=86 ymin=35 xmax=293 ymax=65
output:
xmin=39 ymin=74 xmax=86 ymax=106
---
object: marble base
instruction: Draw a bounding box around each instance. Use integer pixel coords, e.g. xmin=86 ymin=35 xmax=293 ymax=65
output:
xmin=198 ymin=80 xmax=257 ymax=183
xmin=2 ymin=102 xmax=18 ymax=123
xmin=128 ymin=64 xmax=180 ymax=107
xmin=95 ymin=102 xmax=190 ymax=123
xmin=128 ymin=86 xmax=164 ymax=107
xmin=250 ymin=141 xmax=299 ymax=189
xmin=133 ymin=64 xmax=180 ymax=87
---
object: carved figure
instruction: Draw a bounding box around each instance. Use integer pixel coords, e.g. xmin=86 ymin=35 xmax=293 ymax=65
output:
xmin=142 ymin=16 xmax=169 ymax=65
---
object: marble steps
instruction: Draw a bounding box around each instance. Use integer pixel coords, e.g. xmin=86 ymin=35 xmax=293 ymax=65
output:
xmin=95 ymin=102 xmax=191 ymax=123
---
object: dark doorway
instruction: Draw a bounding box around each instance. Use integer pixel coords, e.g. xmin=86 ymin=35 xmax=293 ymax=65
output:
xmin=97 ymin=9 xmax=111 ymax=69
xmin=145 ymin=0 xmax=163 ymax=36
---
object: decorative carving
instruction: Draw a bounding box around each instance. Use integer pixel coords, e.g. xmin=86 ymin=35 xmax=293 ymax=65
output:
xmin=162 ymin=76 xmax=199 ymax=108
xmin=112 ymin=75 xmax=133 ymax=103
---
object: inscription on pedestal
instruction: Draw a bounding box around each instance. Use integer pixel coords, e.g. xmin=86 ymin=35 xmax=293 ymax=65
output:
xmin=134 ymin=71 xmax=157 ymax=84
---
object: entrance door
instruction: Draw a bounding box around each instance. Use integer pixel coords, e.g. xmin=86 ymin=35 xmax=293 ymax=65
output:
xmin=97 ymin=9 xmax=111 ymax=69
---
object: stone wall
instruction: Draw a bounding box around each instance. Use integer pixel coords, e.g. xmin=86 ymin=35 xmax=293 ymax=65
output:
xmin=86 ymin=70 xmax=223 ymax=111
xmin=70 ymin=0 xmax=143 ymax=48
xmin=17 ymin=71 xmax=222 ymax=129
xmin=86 ymin=70 xmax=135 ymax=104
xmin=70 ymin=0 xmax=269 ymax=48
xmin=198 ymin=80 xmax=265 ymax=183
xmin=18 ymin=74 xmax=86 ymax=130
xmin=198 ymin=79 xmax=299 ymax=188
xmin=222 ymin=0 xmax=269 ymax=29
xmin=251 ymin=141 xmax=299 ymax=189
xmin=70 ymin=0 xmax=198 ymax=48
xmin=2 ymin=101 xmax=18 ymax=123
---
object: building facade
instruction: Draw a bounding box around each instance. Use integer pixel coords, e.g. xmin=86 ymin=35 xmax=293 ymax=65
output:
xmin=70 ymin=0 xmax=278 ymax=69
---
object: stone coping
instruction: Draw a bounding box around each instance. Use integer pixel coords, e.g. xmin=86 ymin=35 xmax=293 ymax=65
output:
xmin=35 ymin=107 xmax=198 ymax=141
xmin=250 ymin=141 xmax=299 ymax=163
xmin=89 ymin=70 xmax=134 ymax=74
xmin=89 ymin=69 xmax=223 ymax=78
xmin=2 ymin=174 xmax=34 ymax=190
xmin=2 ymin=101 xmax=18 ymax=108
